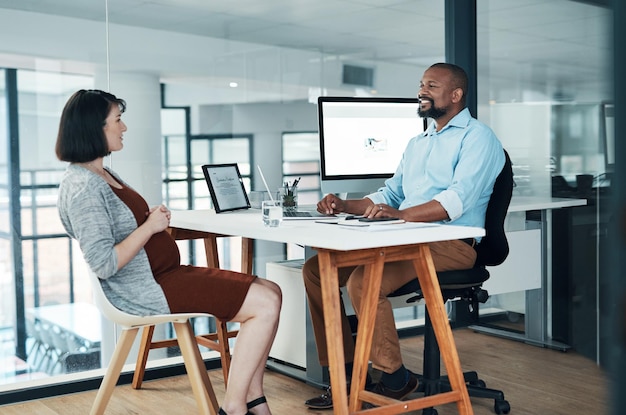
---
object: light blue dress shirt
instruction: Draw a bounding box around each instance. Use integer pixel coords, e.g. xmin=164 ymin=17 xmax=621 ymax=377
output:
xmin=366 ymin=108 xmax=505 ymax=230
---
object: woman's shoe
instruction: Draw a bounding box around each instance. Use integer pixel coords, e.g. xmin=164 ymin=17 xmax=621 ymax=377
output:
xmin=218 ymin=408 xmax=252 ymax=415
xmin=246 ymin=396 xmax=267 ymax=411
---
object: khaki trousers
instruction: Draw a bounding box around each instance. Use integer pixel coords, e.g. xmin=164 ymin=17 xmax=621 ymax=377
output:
xmin=302 ymin=239 xmax=476 ymax=374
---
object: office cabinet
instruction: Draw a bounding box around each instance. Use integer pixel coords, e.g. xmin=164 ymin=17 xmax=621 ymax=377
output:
xmin=266 ymin=260 xmax=309 ymax=369
xmin=552 ymin=195 xmax=612 ymax=365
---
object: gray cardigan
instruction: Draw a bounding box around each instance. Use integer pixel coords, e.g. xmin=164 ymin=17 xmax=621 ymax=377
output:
xmin=57 ymin=164 xmax=170 ymax=316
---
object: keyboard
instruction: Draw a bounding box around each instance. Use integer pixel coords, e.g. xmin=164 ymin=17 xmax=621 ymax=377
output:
xmin=283 ymin=210 xmax=314 ymax=217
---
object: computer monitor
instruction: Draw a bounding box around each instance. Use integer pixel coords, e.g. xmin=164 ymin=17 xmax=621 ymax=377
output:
xmin=317 ymin=96 xmax=427 ymax=196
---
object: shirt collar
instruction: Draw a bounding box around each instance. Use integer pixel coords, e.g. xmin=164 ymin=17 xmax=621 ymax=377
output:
xmin=426 ymin=107 xmax=471 ymax=135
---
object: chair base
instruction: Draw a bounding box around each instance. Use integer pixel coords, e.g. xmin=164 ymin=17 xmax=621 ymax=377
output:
xmin=132 ymin=319 xmax=236 ymax=390
xmin=417 ymin=310 xmax=511 ymax=415
xmin=414 ymin=370 xmax=510 ymax=415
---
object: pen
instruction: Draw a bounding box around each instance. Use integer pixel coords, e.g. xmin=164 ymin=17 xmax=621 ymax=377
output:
xmin=257 ymin=165 xmax=274 ymax=201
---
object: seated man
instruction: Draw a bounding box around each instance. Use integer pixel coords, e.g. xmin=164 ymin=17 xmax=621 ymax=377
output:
xmin=303 ymin=62 xmax=505 ymax=409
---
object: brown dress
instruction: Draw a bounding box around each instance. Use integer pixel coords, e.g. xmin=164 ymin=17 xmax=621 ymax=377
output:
xmin=111 ymin=184 xmax=255 ymax=321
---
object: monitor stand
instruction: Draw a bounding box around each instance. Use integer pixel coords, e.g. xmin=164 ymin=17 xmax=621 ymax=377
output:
xmin=337 ymin=192 xmax=370 ymax=200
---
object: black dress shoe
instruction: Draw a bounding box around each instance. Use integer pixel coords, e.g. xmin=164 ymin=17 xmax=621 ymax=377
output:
xmin=305 ymin=386 xmax=334 ymax=409
xmin=362 ymin=370 xmax=419 ymax=408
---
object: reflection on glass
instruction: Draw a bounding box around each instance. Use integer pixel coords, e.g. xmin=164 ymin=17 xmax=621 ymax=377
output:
xmin=1 ymin=0 xmax=612 ymax=402
xmin=1 ymin=68 xmax=95 ymax=387
xmin=477 ymin=0 xmax=612 ymax=361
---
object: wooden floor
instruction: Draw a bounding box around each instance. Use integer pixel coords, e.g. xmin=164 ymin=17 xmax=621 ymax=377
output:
xmin=0 ymin=328 xmax=609 ymax=415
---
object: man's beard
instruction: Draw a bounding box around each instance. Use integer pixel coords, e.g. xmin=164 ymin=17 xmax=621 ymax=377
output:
xmin=418 ymin=99 xmax=447 ymax=119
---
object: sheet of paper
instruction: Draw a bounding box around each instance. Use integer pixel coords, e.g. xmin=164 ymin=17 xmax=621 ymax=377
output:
xmin=346 ymin=222 xmax=439 ymax=231
xmin=315 ymin=219 xmax=439 ymax=231
xmin=338 ymin=219 xmax=405 ymax=227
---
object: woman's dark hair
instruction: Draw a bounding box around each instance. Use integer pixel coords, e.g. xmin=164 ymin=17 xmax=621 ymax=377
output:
xmin=55 ymin=89 xmax=126 ymax=162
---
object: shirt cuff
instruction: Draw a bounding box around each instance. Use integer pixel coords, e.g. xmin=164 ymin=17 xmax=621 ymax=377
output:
xmin=433 ymin=190 xmax=463 ymax=222
xmin=365 ymin=192 xmax=386 ymax=205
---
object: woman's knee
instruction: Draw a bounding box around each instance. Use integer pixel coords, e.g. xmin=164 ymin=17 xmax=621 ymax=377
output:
xmin=242 ymin=280 xmax=281 ymax=320
xmin=260 ymin=279 xmax=282 ymax=314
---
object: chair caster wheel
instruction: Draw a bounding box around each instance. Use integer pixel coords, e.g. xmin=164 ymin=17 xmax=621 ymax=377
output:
xmin=494 ymin=399 xmax=510 ymax=414
xmin=469 ymin=379 xmax=486 ymax=388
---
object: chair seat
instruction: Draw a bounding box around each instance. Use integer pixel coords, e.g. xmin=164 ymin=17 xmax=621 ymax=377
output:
xmin=389 ymin=267 xmax=490 ymax=298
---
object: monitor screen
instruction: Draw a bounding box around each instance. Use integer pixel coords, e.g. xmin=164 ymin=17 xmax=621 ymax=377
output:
xmin=317 ymin=96 xmax=427 ymax=195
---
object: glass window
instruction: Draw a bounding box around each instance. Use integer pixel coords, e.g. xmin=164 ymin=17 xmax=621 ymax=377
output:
xmin=282 ymin=132 xmax=321 ymax=206
xmin=1 ymin=69 xmax=95 ymax=387
xmin=0 ymin=0 xmax=445 ymax=400
xmin=477 ymin=0 xmax=612 ymax=362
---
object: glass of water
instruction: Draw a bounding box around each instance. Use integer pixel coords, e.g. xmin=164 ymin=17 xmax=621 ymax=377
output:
xmin=262 ymin=200 xmax=282 ymax=227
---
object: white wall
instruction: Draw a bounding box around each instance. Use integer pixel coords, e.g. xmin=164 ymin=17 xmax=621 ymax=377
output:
xmin=196 ymin=100 xmax=317 ymax=189
xmin=104 ymin=73 xmax=163 ymax=205
xmin=491 ymin=103 xmax=552 ymax=197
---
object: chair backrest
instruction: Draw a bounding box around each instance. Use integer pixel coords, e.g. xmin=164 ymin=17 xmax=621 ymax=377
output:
xmin=88 ymin=269 xmax=150 ymax=328
xmin=474 ymin=149 xmax=514 ymax=267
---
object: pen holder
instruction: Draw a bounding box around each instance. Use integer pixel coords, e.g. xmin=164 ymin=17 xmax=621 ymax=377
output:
xmin=278 ymin=186 xmax=298 ymax=211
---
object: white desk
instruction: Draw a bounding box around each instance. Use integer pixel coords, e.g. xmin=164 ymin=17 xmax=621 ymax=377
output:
xmin=171 ymin=209 xmax=484 ymax=415
xmin=171 ymin=209 xmax=483 ymax=250
xmin=508 ymin=196 xmax=586 ymax=212
xmin=27 ymin=302 xmax=102 ymax=346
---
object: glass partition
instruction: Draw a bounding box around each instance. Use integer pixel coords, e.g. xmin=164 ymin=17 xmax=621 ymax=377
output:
xmin=0 ymin=0 xmax=444 ymax=397
xmin=477 ymin=0 xmax=612 ymax=365
xmin=0 ymin=4 xmax=107 ymax=389
xmin=5 ymin=0 xmax=611 ymax=403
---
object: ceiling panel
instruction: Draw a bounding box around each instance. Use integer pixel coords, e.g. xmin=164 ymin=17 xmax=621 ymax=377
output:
xmin=0 ymin=0 xmax=612 ymax=103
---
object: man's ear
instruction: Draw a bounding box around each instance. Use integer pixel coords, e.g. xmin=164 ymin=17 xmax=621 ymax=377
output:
xmin=451 ymin=87 xmax=464 ymax=104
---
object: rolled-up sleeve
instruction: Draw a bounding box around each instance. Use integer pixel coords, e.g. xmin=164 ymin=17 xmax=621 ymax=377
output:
xmin=433 ymin=190 xmax=463 ymax=221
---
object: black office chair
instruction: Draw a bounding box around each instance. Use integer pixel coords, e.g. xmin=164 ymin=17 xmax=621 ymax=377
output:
xmin=389 ymin=149 xmax=514 ymax=415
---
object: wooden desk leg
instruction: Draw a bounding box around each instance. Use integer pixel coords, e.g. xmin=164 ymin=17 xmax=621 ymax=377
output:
xmin=203 ymin=235 xmax=252 ymax=275
xmin=203 ymin=235 xmax=220 ymax=269
xmin=241 ymin=237 xmax=253 ymax=274
xmin=317 ymin=250 xmax=349 ymax=415
xmin=348 ymin=254 xmax=385 ymax=412
xmin=412 ymin=245 xmax=473 ymax=415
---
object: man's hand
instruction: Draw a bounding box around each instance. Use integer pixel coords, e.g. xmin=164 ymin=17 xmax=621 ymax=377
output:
xmin=363 ymin=203 xmax=402 ymax=220
xmin=317 ymin=194 xmax=345 ymax=215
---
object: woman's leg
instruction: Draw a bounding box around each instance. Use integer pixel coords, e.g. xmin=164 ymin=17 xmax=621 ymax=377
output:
xmin=220 ymin=278 xmax=281 ymax=415
xmin=243 ymin=279 xmax=281 ymax=415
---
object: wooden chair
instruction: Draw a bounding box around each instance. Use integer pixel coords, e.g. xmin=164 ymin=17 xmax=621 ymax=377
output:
xmin=88 ymin=270 xmax=219 ymax=415
xmin=132 ymin=228 xmax=252 ymax=389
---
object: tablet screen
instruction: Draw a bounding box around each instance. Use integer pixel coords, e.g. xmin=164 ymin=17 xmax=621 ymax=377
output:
xmin=201 ymin=163 xmax=251 ymax=213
